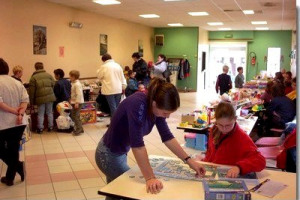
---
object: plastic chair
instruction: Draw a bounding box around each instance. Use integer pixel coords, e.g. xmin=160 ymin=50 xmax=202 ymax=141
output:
xmin=255 ymin=137 xmax=282 ymax=147
xmin=258 ymin=146 xmax=284 ymax=159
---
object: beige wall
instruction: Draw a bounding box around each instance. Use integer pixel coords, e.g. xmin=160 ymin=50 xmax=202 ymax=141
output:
xmin=197 ymin=28 xmax=209 ymax=92
xmin=0 ymin=0 xmax=154 ymax=82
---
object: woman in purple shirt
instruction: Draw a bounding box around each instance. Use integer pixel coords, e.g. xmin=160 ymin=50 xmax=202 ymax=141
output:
xmin=95 ymin=78 xmax=205 ymax=197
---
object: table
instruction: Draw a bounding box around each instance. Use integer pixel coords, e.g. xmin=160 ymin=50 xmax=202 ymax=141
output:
xmin=98 ymin=155 xmax=296 ymax=200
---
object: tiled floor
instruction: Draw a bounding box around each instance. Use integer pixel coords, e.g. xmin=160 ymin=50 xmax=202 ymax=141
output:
xmin=0 ymin=92 xmax=218 ymax=200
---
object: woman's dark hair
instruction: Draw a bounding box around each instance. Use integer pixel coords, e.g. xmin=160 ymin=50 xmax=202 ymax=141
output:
xmin=158 ymin=54 xmax=166 ymax=61
xmin=132 ymin=52 xmax=141 ymax=59
xmin=124 ymin=66 xmax=130 ymax=71
xmin=271 ymin=82 xmax=285 ymax=97
xmin=275 ymin=72 xmax=284 ymax=83
xmin=284 ymin=80 xmax=292 ymax=87
xmin=102 ymin=53 xmax=112 ymax=62
xmin=0 ymin=58 xmax=9 ymax=75
xmin=147 ymin=78 xmax=180 ymax=118
xmin=54 ymin=68 xmax=65 ymax=78
xmin=35 ymin=62 xmax=44 ymax=70
xmin=265 ymin=81 xmax=274 ymax=93
xmin=286 ymin=71 xmax=292 ymax=79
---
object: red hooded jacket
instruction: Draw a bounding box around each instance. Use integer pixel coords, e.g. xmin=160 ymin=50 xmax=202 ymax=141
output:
xmin=204 ymin=123 xmax=266 ymax=175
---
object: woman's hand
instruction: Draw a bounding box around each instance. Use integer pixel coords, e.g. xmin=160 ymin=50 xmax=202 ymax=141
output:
xmin=187 ymin=159 xmax=206 ymax=177
xmin=226 ymin=166 xmax=240 ymax=178
xmin=16 ymin=114 xmax=23 ymax=125
xmin=146 ymin=178 xmax=163 ymax=194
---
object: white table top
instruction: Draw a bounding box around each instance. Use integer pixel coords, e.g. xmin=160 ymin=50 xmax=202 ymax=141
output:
xmin=99 ymin=155 xmax=296 ymax=200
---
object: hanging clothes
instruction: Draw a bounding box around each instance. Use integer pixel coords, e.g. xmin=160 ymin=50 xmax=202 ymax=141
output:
xmin=178 ymin=59 xmax=190 ymax=80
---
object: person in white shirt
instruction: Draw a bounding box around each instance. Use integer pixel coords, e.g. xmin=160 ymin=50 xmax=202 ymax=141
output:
xmin=97 ymin=54 xmax=127 ymax=125
xmin=0 ymin=58 xmax=29 ymax=186
xmin=69 ymin=70 xmax=84 ymax=135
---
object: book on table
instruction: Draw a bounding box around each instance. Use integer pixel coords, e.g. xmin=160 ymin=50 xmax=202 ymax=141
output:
xmin=203 ymin=179 xmax=251 ymax=200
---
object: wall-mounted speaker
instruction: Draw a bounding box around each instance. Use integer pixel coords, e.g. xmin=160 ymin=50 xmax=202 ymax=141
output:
xmin=155 ymin=35 xmax=164 ymax=46
xmin=69 ymin=22 xmax=83 ymax=29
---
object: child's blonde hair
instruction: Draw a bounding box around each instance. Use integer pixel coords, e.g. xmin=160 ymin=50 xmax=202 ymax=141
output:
xmin=212 ymin=101 xmax=236 ymax=145
xmin=69 ymin=70 xmax=80 ymax=79
xmin=12 ymin=65 xmax=23 ymax=75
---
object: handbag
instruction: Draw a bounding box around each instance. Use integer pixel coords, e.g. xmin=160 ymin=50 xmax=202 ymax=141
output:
xmin=162 ymin=68 xmax=172 ymax=79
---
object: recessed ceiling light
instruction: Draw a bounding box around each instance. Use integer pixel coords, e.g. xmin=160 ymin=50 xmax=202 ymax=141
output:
xmin=93 ymin=0 xmax=121 ymax=5
xmin=164 ymin=0 xmax=186 ymax=1
xmin=256 ymin=27 xmax=269 ymax=30
xmin=218 ymin=28 xmax=232 ymax=31
xmin=139 ymin=14 xmax=160 ymax=18
xmin=243 ymin=10 xmax=254 ymax=14
xmin=168 ymin=23 xmax=183 ymax=26
xmin=207 ymin=22 xmax=224 ymax=26
xmin=251 ymin=21 xmax=267 ymax=25
xmin=188 ymin=12 xmax=209 ymax=16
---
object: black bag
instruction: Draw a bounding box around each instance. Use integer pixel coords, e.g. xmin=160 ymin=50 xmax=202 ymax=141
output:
xmin=162 ymin=68 xmax=172 ymax=79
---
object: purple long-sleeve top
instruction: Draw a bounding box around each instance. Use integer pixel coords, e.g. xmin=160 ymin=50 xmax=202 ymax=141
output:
xmin=102 ymin=92 xmax=175 ymax=154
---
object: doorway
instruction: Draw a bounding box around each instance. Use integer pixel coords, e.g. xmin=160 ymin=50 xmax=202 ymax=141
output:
xmin=207 ymin=42 xmax=247 ymax=91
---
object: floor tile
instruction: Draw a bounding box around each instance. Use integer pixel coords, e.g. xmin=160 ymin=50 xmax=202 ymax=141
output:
xmin=47 ymin=158 xmax=69 ymax=167
xmin=49 ymin=165 xmax=73 ymax=174
xmin=27 ymin=192 xmax=56 ymax=200
xmin=78 ymin=178 xmax=105 ymax=189
xmin=25 ymin=154 xmax=46 ymax=162
xmin=74 ymin=169 xmax=100 ymax=179
xmin=0 ymin=183 xmax=25 ymax=199
xmin=55 ymin=189 xmax=86 ymax=200
xmin=65 ymin=151 xmax=86 ymax=158
xmin=46 ymin=153 xmax=67 ymax=160
xmin=53 ymin=180 xmax=81 ymax=192
xmin=27 ymin=183 xmax=54 ymax=196
xmin=71 ymin=163 xmax=95 ymax=171
xmin=68 ymin=157 xmax=90 ymax=164
xmin=82 ymin=187 xmax=105 ymax=199
xmin=51 ymin=172 xmax=76 ymax=182
xmin=26 ymin=174 xmax=52 ymax=185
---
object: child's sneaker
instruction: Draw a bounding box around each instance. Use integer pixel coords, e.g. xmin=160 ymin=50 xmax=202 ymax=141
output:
xmin=73 ymin=129 xmax=84 ymax=136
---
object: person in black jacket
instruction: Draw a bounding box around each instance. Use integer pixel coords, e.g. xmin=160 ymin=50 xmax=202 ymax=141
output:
xmin=215 ymin=65 xmax=232 ymax=95
xmin=131 ymin=52 xmax=148 ymax=83
xmin=53 ymin=69 xmax=71 ymax=108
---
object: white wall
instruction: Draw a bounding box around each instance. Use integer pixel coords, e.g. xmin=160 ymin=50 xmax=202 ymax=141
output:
xmin=0 ymin=0 xmax=154 ymax=82
xmin=197 ymin=28 xmax=209 ymax=92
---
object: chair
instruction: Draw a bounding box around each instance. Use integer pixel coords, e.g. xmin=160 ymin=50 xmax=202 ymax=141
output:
xmin=258 ymin=146 xmax=284 ymax=159
xmin=255 ymin=137 xmax=282 ymax=147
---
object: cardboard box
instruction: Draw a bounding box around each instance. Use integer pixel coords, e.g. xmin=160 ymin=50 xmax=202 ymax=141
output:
xmin=181 ymin=114 xmax=196 ymax=125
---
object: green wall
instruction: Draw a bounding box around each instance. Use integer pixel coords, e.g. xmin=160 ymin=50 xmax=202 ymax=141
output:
xmin=247 ymin=31 xmax=292 ymax=80
xmin=154 ymin=27 xmax=198 ymax=91
xmin=209 ymin=30 xmax=292 ymax=81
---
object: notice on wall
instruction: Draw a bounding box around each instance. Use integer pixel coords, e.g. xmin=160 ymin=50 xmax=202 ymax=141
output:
xmin=59 ymin=46 xmax=64 ymax=57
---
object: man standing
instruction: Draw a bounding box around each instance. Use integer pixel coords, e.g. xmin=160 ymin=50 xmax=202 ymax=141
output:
xmin=29 ymin=62 xmax=56 ymax=133
xmin=97 ymin=54 xmax=127 ymax=126
xmin=131 ymin=52 xmax=148 ymax=83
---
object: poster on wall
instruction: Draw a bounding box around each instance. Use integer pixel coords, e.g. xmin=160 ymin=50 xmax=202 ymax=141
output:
xmin=33 ymin=25 xmax=47 ymax=55
xmin=100 ymin=34 xmax=108 ymax=55
xmin=59 ymin=46 xmax=64 ymax=57
xmin=138 ymin=40 xmax=143 ymax=57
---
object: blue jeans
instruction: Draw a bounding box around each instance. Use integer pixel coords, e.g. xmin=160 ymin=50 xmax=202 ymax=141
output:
xmin=95 ymin=139 xmax=130 ymax=200
xmin=95 ymin=139 xmax=130 ymax=184
xmin=105 ymin=94 xmax=122 ymax=117
xmin=37 ymin=102 xmax=54 ymax=130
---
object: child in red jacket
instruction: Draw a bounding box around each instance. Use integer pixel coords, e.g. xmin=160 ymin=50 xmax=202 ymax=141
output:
xmin=203 ymin=101 xmax=266 ymax=177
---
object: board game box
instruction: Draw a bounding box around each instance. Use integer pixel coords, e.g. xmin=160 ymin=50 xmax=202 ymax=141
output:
xmin=203 ymin=179 xmax=251 ymax=200
xmin=217 ymin=167 xmax=259 ymax=184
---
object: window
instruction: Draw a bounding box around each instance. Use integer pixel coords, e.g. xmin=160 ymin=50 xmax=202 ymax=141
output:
xmin=267 ymin=47 xmax=281 ymax=77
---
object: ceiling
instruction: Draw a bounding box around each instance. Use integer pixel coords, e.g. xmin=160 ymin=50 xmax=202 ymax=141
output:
xmin=46 ymin=0 xmax=296 ymax=30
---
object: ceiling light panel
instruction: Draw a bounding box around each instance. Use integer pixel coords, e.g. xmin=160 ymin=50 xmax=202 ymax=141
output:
xmin=139 ymin=14 xmax=160 ymax=18
xmin=188 ymin=12 xmax=209 ymax=16
xmin=218 ymin=28 xmax=232 ymax=30
xmin=243 ymin=10 xmax=254 ymax=15
xmin=251 ymin=21 xmax=267 ymax=25
xmin=93 ymin=0 xmax=121 ymax=5
xmin=256 ymin=27 xmax=269 ymax=30
xmin=168 ymin=23 xmax=183 ymax=26
xmin=207 ymin=22 xmax=223 ymax=26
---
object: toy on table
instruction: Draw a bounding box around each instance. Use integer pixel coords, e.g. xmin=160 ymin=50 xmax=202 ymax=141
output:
xmin=56 ymin=101 xmax=74 ymax=132
xmin=193 ymin=113 xmax=208 ymax=128
xmin=179 ymin=121 xmax=189 ymax=127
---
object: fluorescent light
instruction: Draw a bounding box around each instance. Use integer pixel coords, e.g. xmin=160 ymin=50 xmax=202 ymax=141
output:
xmin=164 ymin=0 xmax=185 ymax=1
xmin=243 ymin=10 xmax=254 ymax=14
xmin=188 ymin=12 xmax=209 ymax=16
xmin=93 ymin=0 xmax=121 ymax=5
xmin=168 ymin=23 xmax=183 ymax=26
xmin=218 ymin=28 xmax=232 ymax=31
xmin=251 ymin=21 xmax=267 ymax=25
xmin=256 ymin=27 xmax=269 ymax=30
xmin=139 ymin=14 xmax=160 ymax=18
xmin=207 ymin=22 xmax=223 ymax=26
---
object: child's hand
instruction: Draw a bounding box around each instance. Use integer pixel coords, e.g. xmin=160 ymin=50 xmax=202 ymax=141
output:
xmin=226 ymin=166 xmax=240 ymax=178
xmin=146 ymin=178 xmax=163 ymax=194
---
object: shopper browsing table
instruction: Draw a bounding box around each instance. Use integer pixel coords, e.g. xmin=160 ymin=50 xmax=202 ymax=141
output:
xmin=95 ymin=78 xmax=205 ymax=199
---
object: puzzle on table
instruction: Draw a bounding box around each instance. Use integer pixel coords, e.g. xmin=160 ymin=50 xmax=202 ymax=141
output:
xmin=150 ymin=158 xmax=217 ymax=181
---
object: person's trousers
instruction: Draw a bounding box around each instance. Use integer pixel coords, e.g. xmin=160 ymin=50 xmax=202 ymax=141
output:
xmin=95 ymin=139 xmax=129 ymax=200
xmin=71 ymin=104 xmax=83 ymax=131
xmin=0 ymin=125 xmax=25 ymax=181
xmin=37 ymin=102 xmax=54 ymax=130
xmin=105 ymin=94 xmax=122 ymax=118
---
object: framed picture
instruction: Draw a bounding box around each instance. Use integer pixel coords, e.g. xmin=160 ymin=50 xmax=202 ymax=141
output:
xmin=138 ymin=40 xmax=143 ymax=57
xmin=155 ymin=35 xmax=164 ymax=46
xmin=33 ymin=25 xmax=47 ymax=55
xmin=100 ymin=34 xmax=108 ymax=55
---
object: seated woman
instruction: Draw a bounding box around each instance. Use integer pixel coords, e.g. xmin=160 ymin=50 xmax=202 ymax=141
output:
xmin=265 ymin=82 xmax=296 ymax=131
xmin=260 ymin=81 xmax=273 ymax=108
xmin=203 ymin=101 xmax=266 ymax=177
